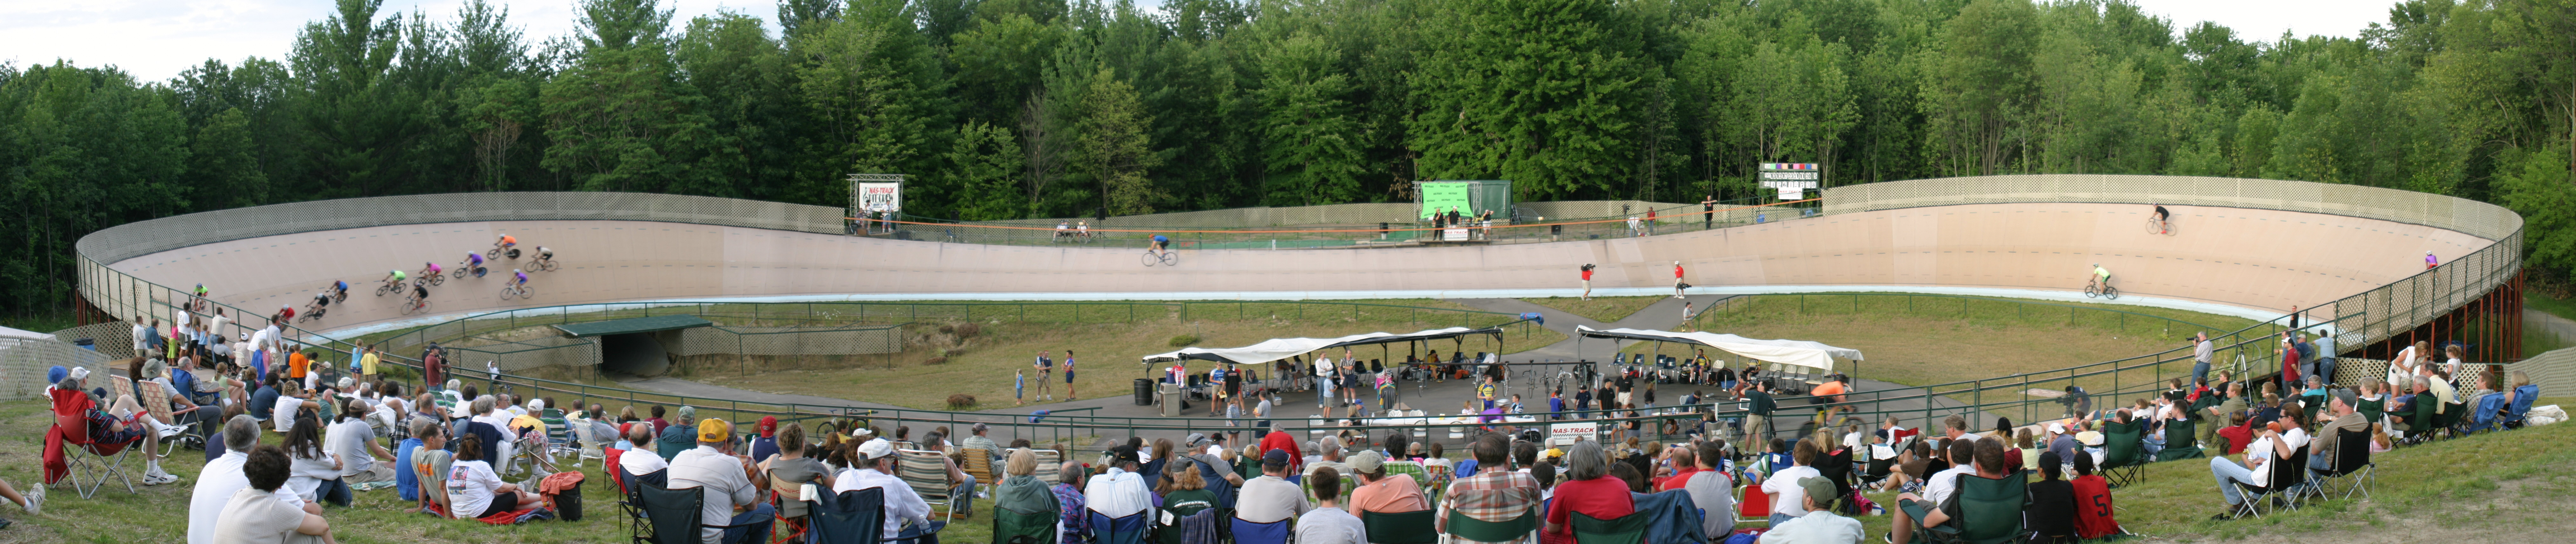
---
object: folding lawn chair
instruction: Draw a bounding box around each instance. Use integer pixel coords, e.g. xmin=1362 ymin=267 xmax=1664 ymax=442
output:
xmin=48 ymin=387 xmax=142 ymax=499
xmin=2098 ymin=419 xmax=2148 ymax=487
xmin=1363 ymin=509 xmax=1440 ymax=544
xmin=1441 ymin=506 xmax=1538 ymax=544
xmin=895 ymin=449 xmax=957 ymax=519
xmin=1919 ymin=470 xmax=2030 ymax=544
xmin=2227 ymin=445 xmax=2309 ymax=518
xmin=2310 ymin=429 xmax=2374 ymax=501
xmin=1569 ymin=511 xmax=1649 ymax=544
xmin=2154 ymin=418 xmax=2204 ymax=461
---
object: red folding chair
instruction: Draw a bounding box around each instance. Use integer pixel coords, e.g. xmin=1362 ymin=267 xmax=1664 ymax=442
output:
xmin=48 ymin=388 xmax=142 ymax=499
xmin=1736 ymin=477 xmax=1773 ymax=526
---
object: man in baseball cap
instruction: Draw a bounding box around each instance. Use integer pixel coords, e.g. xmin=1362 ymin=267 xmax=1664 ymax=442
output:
xmin=668 ymin=417 xmax=776 ymax=544
xmin=1766 ymin=476 xmax=1863 ymax=541
xmin=1235 ymin=448 xmax=1312 ymax=523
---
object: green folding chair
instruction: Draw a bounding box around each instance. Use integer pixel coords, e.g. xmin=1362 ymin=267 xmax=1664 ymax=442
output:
xmin=1444 ymin=506 xmax=1539 ymax=543
xmin=1921 ymin=471 xmax=2029 ymax=544
xmin=1569 ymin=511 xmax=1650 ymax=544
xmin=2155 ymin=418 xmax=2205 ymax=461
xmin=1362 ymin=509 xmax=1441 ymax=544
xmin=2098 ymin=419 xmax=2147 ymax=487
xmin=995 ymin=505 xmax=1060 ymax=544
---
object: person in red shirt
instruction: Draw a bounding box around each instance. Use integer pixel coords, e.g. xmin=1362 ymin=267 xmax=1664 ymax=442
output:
xmin=1653 ymin=445 xmax=1699 ymax=491
xmin=1672 ymin=261 xmax=1687 ymax=299
xmin=1258 ymin=426 xmax=1303 ymax=477
xmin=2277 ymin=333 xmax=2302 ymax=395
xmin=2069 ymin=453 xmax=2121 ymax=538
xmin=1579 ymin=264 xmax=1595 ymax=301
xmin=1542 ymin=441 xmax=1635 ymax=544
xmin=2215 ymin=413 xmax=2253 ymax=455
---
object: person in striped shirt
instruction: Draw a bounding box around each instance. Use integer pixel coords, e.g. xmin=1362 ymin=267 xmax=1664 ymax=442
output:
xmin=1437 ymin=434 xmax=1539 ymax=543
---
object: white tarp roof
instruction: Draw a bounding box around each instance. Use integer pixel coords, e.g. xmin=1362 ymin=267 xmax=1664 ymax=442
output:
xmin=1142 ymin=327 xmax=1499 ymax=365
xmin=0 ymin=326 xmax=56 ymax=341
xmin=1576 ymin=326 xmax=1862 ymax=371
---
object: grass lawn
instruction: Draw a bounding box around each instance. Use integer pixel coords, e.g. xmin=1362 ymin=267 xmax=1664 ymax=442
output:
xmin=684 ymin=300 xmax=1565 ymax=410
xmin=0 ymin=399 xmax=995 ymax=544
xmin=1832 ymin=397 xmax=2576 ymax=542
xmin=2527 ymin=292 xmax=2576 ymax=323
xmin=1525 ymin=296 xmax=1666 ymax=323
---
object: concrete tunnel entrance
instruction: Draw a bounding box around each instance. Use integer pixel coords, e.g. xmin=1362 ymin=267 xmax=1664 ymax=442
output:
xmin=553 ymin=315 xmax=713 ymax=378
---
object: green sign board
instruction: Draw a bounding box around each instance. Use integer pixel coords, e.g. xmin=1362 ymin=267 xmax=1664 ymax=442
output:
xmin=1420 ymin=182 xmax=1471 ymax=220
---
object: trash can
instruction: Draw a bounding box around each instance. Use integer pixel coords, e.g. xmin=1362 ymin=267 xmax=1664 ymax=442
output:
xmin=1159 ymin=383 xmax=1185 ymax=417
xmin=1132 ymin=379 xmax=1154 ymax=406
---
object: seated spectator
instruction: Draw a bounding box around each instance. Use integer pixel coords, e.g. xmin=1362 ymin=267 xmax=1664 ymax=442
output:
xmin=213 ymin=445 xmax=336 ymax=544
xmin=834 ymin=438 xmax=942 ymax=544
xmin=190 ymin=415 xmax=269 ymax=544
xmin=758 ymin=423 xmax=835 ymax=520
xmin=1438 ymin=433 xmax=1541 ymax=543
xmin=1345 ymin=450 xmax=1426 ymax=517
xmin=1237 ymin=448 xmax=1312 ymax=523
xmin=1156 ymin=460 xmax=1219 ymax=517
xmin=1761 ymin=439 xmax=1823 ymax=527
xmin=1541 ymin=441 xmax=1633 ymax=544
xmin=2215 ymin=413 xmax=2253 ymax=455
xmin=991 ymin=449 xmax=1056 ymax=517
xmin=671 ymin=419 xmax=773 ymax=544
xmin=1679 ymin=441 xmax=1734 ymax=537
xmin=1758 ymin=476 xmax=1863 ymax=544
xmin=1885 ymin=438 xmax=1978 ymax=544
xmin=407 ymin=421 xmax=454 ymax=516
xmin=445 ymin=433 xmax=542 ymax=520
xmin=2069 ymin=454 xmax=2117 ymax=539
xmin=1295 ymin=466 xmax=1367 ymax=544
xmin=618 ymin=422 xmax=669 ymax=489
xmin=284 ymin=409 xmax=345 ymax=507
xmin=2025 ymin=452 xmax=2078 ymax=544
xmin=326 ymin=399 xmax=397 ymax=491
xmin=656 ymin=406 xmax=698 ymax=460
xmin=1051 ymin=460 xmax=1088 ymax=544
xmin=2207 ymin=405 xmax=2307 ymax=520
xmin=1085 ymin=444 xmax=1154 ymax=521
xmin=921 ymin=431 xmax=977 ymax=517
xmin=59 ymin=371 xmax=181 ymax=485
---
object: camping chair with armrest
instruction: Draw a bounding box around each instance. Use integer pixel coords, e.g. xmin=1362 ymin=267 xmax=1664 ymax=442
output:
xmin=1159 ymin=506 xmax=1227 ymax=544
xmin=2434 ymin=401 xmax=2469 ymax=438
xmin=2155 ymin=418 xmax=2204 ymax=461
xmin=961 ymin=448 xmax=995 ymax=488
xmin=996 ymin=504 xmax=1062 ymax=544
xmin=1918 ymin=471 xmax=2030 ymax=544
xmin=1735 ymin=478 xmax=1772 ymax=526
xmin=570 ymin=416 xmax=607 ymax=468
xmin=2098 ymin=419 xmax=2147 ymax=487
xmin=48 ymin=386 xmax=141 ymax=500
xmin=1363 ymin=509 xmax=1441 ymax=544
xmin=136 ymin=379 xmax=206 ymax=455
xmin=1231 ymin=516 xmax=1292 ymax=544
xmin=766 ymin=482 xmax=819 ymax=544
xmin=806 ymin=486 xmax=889 ymax=544
xmin=1088 ymin=509 xmax=1153 ymax=544
xmin=638 ymin=479 xmax=752 ymax=544
xmin=2505 ymin=384 xmax=2541 ymax=429
xmin=2312 ymin=429 xmax=2375 ymax=501
xmin=540 ymin=408 xmax=573 ymax=461
xmin=2464 ymin=393 xmax=2511 ymax=434
xmin=894 ymin=449 xmax=957 ymax=520
xmin=1568 ymin=511 xmax=1651 ymax=544
xmin=1441 ymin=505 xmax=1539 ymax=544
xmin=1033 ymin=450 xmax=1063 ymax=486
xmin=2226 ymin=445 xmax=2308 ymax=518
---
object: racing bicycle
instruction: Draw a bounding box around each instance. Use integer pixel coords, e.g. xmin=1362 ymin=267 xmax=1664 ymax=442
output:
xmin=417 ymin=266 xmax=446 ymax=286
xmin=2143 ymin=217 xmax=2177 ymax=236
xmin=500 ymin=283 xmax=534 ymax=300
xmin=2084 ymin=279 xmax=2121 ymax=299
xmin=398 ymin=296 xmax=428 ymax=316
xmin=1141 ymin=248 xmax=1178 ymax=267
xmin=529 ymin=254 xmax=560 ymax=272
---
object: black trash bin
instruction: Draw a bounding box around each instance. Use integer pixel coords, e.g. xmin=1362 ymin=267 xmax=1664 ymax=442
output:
xmin=1133 ymin=378 xmax=1154 ymax=406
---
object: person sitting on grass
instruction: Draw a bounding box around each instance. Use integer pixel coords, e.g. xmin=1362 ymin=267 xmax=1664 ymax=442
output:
xmin=2069 ymin=453 xmax=2117 ymax=539
xmin=2024 ymin=452 xmax=2078 ymax=544
xmin=445 ymin=433 xmax=543 ymax=521
xmin=190 ymin=415 xmax=272 ymax=544
xmin=407 ymin=421 xmax=454 ymax=516
xmin=214 ymin=445 xmax=337 ymax=544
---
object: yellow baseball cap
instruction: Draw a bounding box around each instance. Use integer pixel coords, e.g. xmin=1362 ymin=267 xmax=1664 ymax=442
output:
xmin=697 ymin=418 xmax=732 ymax=442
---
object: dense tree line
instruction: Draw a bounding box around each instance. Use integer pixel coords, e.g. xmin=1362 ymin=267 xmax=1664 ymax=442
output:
xmin=3 ymin=0 xmax=2573 ymax=320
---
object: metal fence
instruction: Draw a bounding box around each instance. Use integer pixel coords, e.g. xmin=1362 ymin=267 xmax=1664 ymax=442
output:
xmin=0 ymin=336 xmax=108 ymax=399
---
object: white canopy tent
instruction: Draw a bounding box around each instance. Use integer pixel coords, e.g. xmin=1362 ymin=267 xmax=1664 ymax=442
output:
xmin=1574 ymin=326 xmax=1862 ymax=371
xmin=1141 ymin=326 xmax=1503 ymax=366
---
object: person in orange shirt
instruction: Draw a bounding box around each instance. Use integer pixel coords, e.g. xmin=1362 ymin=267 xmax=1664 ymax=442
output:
xmin=288 ymin=350 xmax=311 ymax=382
xmin=1811 ymin=377 xmax=1849 ymax=418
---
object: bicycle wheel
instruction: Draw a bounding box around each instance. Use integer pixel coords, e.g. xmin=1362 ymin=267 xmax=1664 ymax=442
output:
xmin=2083 ymin=284 xmax=2100 ymax=298
xmin=2144 ymin=218 xmax=2163 ymax=236
xmin=426 ymin=273 xmax=445 ymax=286
xmin=518 ymin=285 xmax=535 ymax=299
xmin=376 ymin=283 xmax=394 ymax=297
xmin=1162 ymin=251 xmax=1179 ymax=267
xmin=450 ymin=267 xmax=464 ymax=280
xmin=500 ymin=287 xmax=517 ymax=300
xmin=539 ymin=259 xmax=559 ymax=272
xmin=1140 ymin=251 xmax=1159 ymax=267
xmin=485 ymin=247 xmax=500 ymax=260
xmin=398 ymin=299 xmax=416 ymax=315
xmin=2105 ymin=285 xmax=2120 ymax=299
xmin=2161 ymin=219 xmax=2177 ymax=237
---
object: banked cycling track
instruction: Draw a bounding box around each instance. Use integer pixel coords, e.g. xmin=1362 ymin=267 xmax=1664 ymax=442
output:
xmin=77 ymin=175 xmax=2524 ymax=366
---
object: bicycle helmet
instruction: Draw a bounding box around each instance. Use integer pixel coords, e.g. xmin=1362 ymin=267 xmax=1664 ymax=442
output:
xmin=512 ymin=269 xmax=522 ymax=274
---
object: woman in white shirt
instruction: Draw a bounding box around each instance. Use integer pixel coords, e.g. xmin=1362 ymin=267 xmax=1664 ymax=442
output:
xmin=445 ymin=433 xmax=540 ymax=519
xmin=283 ymin=416 xmax=344 ymax=506
xmin=2389 ymin=341 xmax=2425 ymax=388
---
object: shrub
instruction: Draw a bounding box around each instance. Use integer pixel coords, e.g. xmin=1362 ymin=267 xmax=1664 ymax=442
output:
xmin=946 ymin=394 xmax=977 ymax=410
xmin=923 ymin=356 xmax=948 ymax=366
xmin=1169 ymin=334 xmax=1200 ymax=347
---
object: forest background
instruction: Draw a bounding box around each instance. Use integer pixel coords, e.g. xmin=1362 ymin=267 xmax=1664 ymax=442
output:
xmin=3 ymin=0 xmax=2572 ymax=323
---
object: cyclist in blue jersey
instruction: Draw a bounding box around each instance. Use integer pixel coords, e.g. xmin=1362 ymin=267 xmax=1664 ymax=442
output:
xmin=1150 ymin=234 xmax=1170 ymax=257
xmin=512 ymin=269 xmax=529 ymax=287
xmin=330 ymin=280 xmax=348 ymax=300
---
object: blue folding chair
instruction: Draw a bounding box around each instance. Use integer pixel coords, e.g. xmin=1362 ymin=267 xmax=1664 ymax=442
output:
xmin=1087 ymin=510 xmax=1151 ymax=544
xmin=1230 ymin=516 xmax=1292 ymax=544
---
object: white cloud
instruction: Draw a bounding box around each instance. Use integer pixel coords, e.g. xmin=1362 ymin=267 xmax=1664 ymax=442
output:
xmin=0 ymin=0 xmax=2396 ymax=83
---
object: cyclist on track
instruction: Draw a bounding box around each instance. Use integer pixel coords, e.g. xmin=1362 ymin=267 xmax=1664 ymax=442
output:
xmin=466 ymin=251 xmax=485 ymax=271
xmin=411 ymin=282 xmax=430 ymax=311
xmin=496 ymin=233 xmax=517 ymax=250
xmin=275 ymin=304 xmax=294 ymax=323
xmin=306 ymin=291 xmax=331 ymax=318
xmin=511 ymin=269 xmax=530 ymax=289
xmin=2092 ymin=263 xmax=2112 ymax=289
xmin=330 ymin=280 xmax=349 ymax=300
xmin=382 ymin=269 xmax=408 ymax=289
xmin=535 ymin=246 xmax=553 ymax=262
xmin=2151 ymin=203 xmax=2172 ymax=234
xmin=420 ymin=261 xmax=443 ymax=278
xmin=1149 ymin=234 xmax=1170 ymax=257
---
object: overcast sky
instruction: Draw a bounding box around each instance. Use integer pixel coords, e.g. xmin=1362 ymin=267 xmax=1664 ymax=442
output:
xmin=2 ymin=0 xmax=2400 ymax=83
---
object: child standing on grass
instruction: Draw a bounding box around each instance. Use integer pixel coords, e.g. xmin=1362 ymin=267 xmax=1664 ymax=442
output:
xmin=1015 ymin=369 xmax=1027 ymax=406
